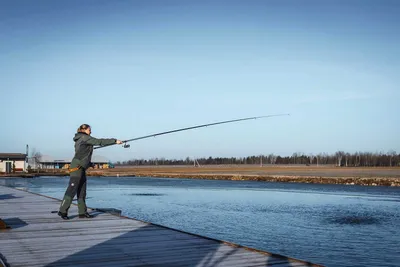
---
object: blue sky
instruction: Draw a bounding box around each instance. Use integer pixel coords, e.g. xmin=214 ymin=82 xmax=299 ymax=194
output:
xmin=1 ymin=0 xmax=399 ymax=162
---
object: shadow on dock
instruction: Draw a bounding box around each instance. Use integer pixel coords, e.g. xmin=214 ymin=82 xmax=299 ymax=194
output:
xmin=0 ymin=194 xmax=22 ymax=200
xmin=42 ymin=223 xmax=310 ymax=267
xmin=1 ymin=217 xmax=28 ymax=230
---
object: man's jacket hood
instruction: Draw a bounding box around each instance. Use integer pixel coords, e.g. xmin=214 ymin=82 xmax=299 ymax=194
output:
xmin=73 ymin=132 xmax=88 ymax=142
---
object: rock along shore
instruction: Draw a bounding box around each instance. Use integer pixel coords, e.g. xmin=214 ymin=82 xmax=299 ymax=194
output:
xmin=2 ymin=171 xmax=399 ymax=187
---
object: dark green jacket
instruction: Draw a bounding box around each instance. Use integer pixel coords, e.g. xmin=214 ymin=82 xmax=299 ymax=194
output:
xmin=70 ymin=132 xmax=116 ymax=169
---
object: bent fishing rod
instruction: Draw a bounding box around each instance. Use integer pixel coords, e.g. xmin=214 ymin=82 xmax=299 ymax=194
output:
xmin=93 ymin=113 xmax=290 ymax=150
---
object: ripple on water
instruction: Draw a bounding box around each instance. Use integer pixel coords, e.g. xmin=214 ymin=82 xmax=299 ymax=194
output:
xmin=126 ymin=193 xmax=166 ymax=196
xmin=326 ymin=215 xmax=381 ymax=225
xmin=321 ymin=206 xmax=398 ymax=226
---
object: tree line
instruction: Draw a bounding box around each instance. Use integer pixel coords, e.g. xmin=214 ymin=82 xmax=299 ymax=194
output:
xmin=114 ymin=150 xmax=399 ymax=167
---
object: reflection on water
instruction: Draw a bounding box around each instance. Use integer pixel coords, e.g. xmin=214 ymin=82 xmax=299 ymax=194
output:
xmin=1 ymin=176 xmax=399 ymax=267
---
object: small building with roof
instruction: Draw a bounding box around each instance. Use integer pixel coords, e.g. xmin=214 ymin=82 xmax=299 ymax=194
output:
xmin=38 ymin=155 xmax=113 ymax=169
xmin=0 ymin=153 xmax=27 ymax=173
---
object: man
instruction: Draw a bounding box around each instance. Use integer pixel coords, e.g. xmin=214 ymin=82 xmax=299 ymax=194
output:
xmin=58 ymin=124 xmax=122 ymax=220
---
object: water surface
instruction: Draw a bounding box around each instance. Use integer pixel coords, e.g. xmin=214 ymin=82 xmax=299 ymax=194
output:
xmin=1 ymin=177 xmax=399 ymax=267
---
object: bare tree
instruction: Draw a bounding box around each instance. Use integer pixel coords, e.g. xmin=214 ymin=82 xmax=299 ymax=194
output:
xmin=292 ymin=152 xmax=298 ymax=164
xmin=30 ymin=148 xmax=42 ymax=169
xmin=345 ymin=153 xmax=350 ymax=167
xmin=335 ymin=151 xmax=345 ymax=166
xmin=308 ymin=154 xmax=315 ymax=165
xmin=323 ymin=152 xmax=329 ymax=164
xmin=373 ymin=151 xmax=382 ymax=166
xmin=316 ymin=153 xmax=322 ymax=166
xmin=355 ymin=152 xmax=361 ymax=167
xmin=388 ymin=150 xmax=397 ymax=167
xmin=364 ymin=152 xmax=372 ymax=167
xmin=296 ymin=151 xmax=305 ymax=164
xmin=268 ymin=154 xmax=277 ymax=165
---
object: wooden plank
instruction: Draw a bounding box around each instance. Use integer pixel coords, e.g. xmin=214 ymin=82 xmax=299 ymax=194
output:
xmin=2 ymin=239 xmax=216 ymax=258
xmin=4 ymin=244 xmax=236 ymax=264
xmin=0 ymin=209 xmax=121 ymax=217
xmin=0 ymin=216 xmax=136 ymax=225
xmin=5 ymin=247 xmax=283 ymax=267
xmin=0 ymin=238 xmax=212 ymax=256
xmin=0 ymin=216 xmax=121 ymax=224
xmin=3 ymin=232 xmax=215 ymax=248
xmin=0 ymin=225 xmax=161 ymax=239
xmin=0 ymin=223 xmax=204 ymax=240
xmin=0 ymin=218 xmax=148 ymax=232
xmin=2 ymin=242 xmax=220 ymax=258
xmin=0 ymin=233 xmax=213 ymax=250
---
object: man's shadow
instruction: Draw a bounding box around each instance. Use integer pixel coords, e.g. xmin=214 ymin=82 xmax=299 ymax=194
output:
xmin=0 ymin=194 xmax=22 ymax=200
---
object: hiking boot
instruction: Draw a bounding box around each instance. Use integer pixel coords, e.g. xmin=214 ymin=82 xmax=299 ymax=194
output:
xmin=57 ymin=211 xmax=69 ymax=220
xmin=79 ymin=212 xmax=94 ymax=218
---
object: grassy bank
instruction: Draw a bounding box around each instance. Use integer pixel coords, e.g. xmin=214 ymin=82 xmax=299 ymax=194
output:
xmin=1 ymin=165 xmax=400 ymax=186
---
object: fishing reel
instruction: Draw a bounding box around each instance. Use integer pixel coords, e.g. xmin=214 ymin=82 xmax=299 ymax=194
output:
xmin=123 ymin=143 xmax=130 ymax=148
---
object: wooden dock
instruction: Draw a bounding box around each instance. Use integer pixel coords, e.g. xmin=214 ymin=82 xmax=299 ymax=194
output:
xmin=0 ymin=185 xmax=324 ymax=267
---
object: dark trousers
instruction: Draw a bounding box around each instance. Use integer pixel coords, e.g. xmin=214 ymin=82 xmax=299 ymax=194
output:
xmin=59 ymin=168 xmax=87 ymax=215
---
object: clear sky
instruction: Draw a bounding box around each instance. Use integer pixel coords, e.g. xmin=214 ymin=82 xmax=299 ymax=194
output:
xmin=1 ymin=0 xmax=399 ymax=162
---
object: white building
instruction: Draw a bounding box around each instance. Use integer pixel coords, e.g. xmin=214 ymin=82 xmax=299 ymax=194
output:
xmin=0 ymin=153 xmax=27 ymax=173
xmin=37 ymin=155 xmax=112 ymax=169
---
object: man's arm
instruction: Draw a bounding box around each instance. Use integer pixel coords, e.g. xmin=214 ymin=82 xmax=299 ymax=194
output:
xmin=85 ymin=136 xmax=117 ymax=146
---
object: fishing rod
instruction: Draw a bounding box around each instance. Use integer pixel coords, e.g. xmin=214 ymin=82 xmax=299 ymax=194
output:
xmin=93 ymin=113 xmax=290 ymax=150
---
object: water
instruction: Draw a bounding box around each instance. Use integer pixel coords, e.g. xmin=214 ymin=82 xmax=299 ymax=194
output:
xmin=1 ymin=176 xmax=399 ymax=267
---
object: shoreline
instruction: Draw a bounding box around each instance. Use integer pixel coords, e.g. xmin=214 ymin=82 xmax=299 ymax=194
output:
xmin=0 ymin=168 xmax=400 ymax=187
xmin=121 ymin=173 xmax=400 ymax=186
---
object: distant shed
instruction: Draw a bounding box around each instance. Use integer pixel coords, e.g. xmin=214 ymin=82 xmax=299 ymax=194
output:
xmin=38 ymin=155 xmax=112 ymax=169
xmin=0 ymin=153 xmax=27 ymax=173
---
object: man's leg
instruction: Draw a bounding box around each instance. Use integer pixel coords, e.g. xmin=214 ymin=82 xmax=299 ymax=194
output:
xmin=77 ymin=170 xmax=88 ymax=215
xmin=59 ymin=169 xmax=82 ymax=216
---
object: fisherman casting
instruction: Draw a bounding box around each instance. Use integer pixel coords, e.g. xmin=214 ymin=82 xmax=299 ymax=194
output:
xmin=57 ymin=124 xmax=122 ymax=220
xmin=57 ymin=114 xmax=289 ymax=220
